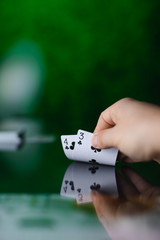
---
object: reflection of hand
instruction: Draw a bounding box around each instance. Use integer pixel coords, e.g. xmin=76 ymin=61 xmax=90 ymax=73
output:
xmin=90 ymin=166 xmax=160 ymax=240
xmin=91 ymin=98 xmax=160 ymax=163
xmin=91 ymin=191 xmax=160 ymax=240
xmin=117 ymin=166 xmax=160 ymax=199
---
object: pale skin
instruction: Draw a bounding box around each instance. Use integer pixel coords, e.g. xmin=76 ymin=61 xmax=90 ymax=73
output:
xmin=91 ymin=97 xmax=160 ymax=163
xmin=90 ymin=98 xmax=160 ymax=234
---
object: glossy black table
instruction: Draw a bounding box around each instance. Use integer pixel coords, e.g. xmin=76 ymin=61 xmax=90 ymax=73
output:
xmin=0 ymin=160 xmax=160 ymax=240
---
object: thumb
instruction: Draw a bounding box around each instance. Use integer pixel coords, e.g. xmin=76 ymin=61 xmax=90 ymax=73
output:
xmin=91 ymin=128 xmax=118 ymax=149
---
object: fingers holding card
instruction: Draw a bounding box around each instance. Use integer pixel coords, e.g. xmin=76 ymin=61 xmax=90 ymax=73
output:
xmin=75 ymin=129 xmax=118 ymax=166
xmin=61 ymin=130 xmax=118 ymax=166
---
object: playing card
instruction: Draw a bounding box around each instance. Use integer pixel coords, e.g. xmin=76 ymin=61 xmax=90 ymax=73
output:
xmin=61 ymin=135 xmax=76 ymax=160
xmin=73 ymin=130 xmax=118 ymax=166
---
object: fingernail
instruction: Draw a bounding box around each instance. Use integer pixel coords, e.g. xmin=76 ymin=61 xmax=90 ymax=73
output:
xmin=92 ymin=135 xmax=98 ymax=148
xmin=91 ymin=191 xmax=97 ymax=204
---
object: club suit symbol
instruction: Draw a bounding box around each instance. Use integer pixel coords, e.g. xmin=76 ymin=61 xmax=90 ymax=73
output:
xmin=88 ymin=166 xmax=99 ymax=174
xmin=89 ymin=159 xmax=97 ymax=164
xmin=91 ymin=146 xmax=101 ymax=153
xmin=70 ymin=142 xmax=75 ymax=150
xmin=90 ymin=183 xmax=101 ymax=190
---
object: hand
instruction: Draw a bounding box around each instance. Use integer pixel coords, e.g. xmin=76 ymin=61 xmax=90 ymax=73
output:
xmin=91 ymin=98 xmax=160 ymax=163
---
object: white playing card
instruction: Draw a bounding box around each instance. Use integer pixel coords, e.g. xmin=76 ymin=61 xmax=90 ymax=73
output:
xmin=73 ymin=130 xmax=118 ymax=166
xmin=61 ymin=135 xmax=76 ymax=160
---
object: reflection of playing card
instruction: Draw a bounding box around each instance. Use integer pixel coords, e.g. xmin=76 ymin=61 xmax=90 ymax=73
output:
xmin=73 ymin=130 xmax=118 ymax=166
xmin=61 ymin=162 xmax=118 ymax=204
xmin=60 ymin=164 xmax=76 ymax=198
xmin=75 ymin=162 xmax=117 ymax=204
xmin=61 ymin=135 xmax=76 ymax=160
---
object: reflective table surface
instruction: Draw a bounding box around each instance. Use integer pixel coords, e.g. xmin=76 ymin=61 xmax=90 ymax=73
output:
xmin=0 ymin=160 xmax=160 ymax=240
xmin=0 ymin=194 xmax=106 ymax=240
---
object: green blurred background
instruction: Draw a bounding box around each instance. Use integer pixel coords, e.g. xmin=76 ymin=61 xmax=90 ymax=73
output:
xmin=0 ymin=0 xmax=160 ymax=193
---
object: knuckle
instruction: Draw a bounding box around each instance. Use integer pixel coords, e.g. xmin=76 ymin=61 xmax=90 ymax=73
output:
xmin=100 ymin=111 xmax=105 ymax=120
xmin=120 ymin=97 xmax=133 ymax=104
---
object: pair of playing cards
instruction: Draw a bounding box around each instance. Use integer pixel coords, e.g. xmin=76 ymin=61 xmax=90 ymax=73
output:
xmin=60 ymin=130 xmax=118 ymax=204
xmin=61 ymin=129 xmax=118 ymax=166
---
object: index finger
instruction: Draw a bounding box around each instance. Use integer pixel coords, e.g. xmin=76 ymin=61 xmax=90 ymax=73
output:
xmin=94 ymin=106 xmax=116 ymax=133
